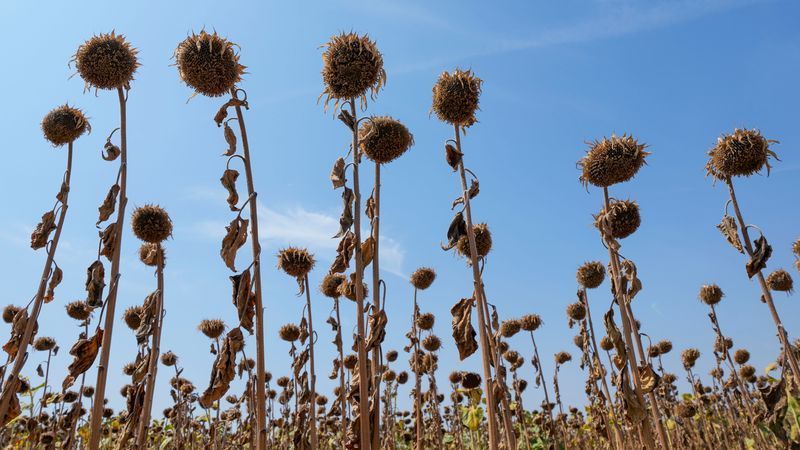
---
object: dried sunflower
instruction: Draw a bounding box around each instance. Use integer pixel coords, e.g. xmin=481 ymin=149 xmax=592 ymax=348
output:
xmin=73 ymin=32 xmax=138 ymax=90
xmin=41 ymin=105 xmax=90 ymax=147
xmin=431 ymin=69 xmax=482 ymax=127
xmin=175 ymin=31 xmax=245 ymax=97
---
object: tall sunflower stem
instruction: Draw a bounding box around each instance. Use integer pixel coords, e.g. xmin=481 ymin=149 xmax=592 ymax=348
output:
xmin=370 ymin=161 xmax=382 ymax=450
xmin=304 ymin=275 xmax=319 ymax=449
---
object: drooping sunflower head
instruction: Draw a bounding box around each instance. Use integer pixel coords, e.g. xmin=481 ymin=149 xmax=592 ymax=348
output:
xmin=456 ymin=223 xmax=492 ymax=260
xmin=576 ymin=261 xmax=605 ymax=289
xmin=566 ymin=302 xmax=586 ymax=321
xmin=431 ymin=69 xmax=482 ymax=127
xmin=321 ymin=32 xmax=385 ymax=109
xmin=175 ymin=31 xmax=245 ymax=97
xmin=706 ymin=128 xmax=777 ymax=180
xmin=277 ymin=247 xmax=315 ymax=278
xmin=410 ymin=267 xmax=436 ymax=291
xmin=198 ymin=319 xmax=226 ymax=340
xmin=767 ymin=269 xmax=793 ymax=293
xmin=73 ymin=32 xmax=139 ymax=90
xmin=131 ymin=205 xmax=172 ymax=244
xmin=579 ymin=134 xmax=649 ymax=188
xmin=519 ymin=314 xmax=542 ymax=332
xmin=320 ymin=273 xmax=346 ymax=298
xmin=41 ymin=105 xmax=90 ymax=147
xmin=594 ymin=199 xmax=641 ymax=239
xmin=359 ymin=116 xmax=414 ymax=164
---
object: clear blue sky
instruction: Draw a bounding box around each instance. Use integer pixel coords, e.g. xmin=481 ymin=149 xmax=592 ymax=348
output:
xmin=1 ymin=0 xmax=798 ymax=415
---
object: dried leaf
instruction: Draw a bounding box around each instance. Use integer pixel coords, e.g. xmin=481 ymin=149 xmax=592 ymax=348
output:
xmin=639 ymin=364 xmax=660 ymax=394
xmin=330 ymin=232 xmax=355 ymax=274
xmin=62 ymin=329 xmax=103 ymax=390
xmin=102 ymin=141 xmax=121 ymax=161
xmin=333 ymin=187 xmax=354 ymax=239
xmin=338 ymin=109 xmax=355 ymax=131
xmin=717 ymin=215 xmax=743 ymax=253
xmin=56 ymin=180 xmax=69 ymax=204
xmin=0 ymin=378 xmax=21 ymax=426
xmin=365 ymin=309 xmax=387 ymax=352
xmin=44 ymin=266 xmax=63 ymax=303
xmin=99 ymin=223 xmax=118 ymax=261
xmin=442 ymin=212 xmax=467 ymax=251
xmin=620 ymin=260 xmax=642 ymax=301
xmin=97 ymin=184 xmax=120 ymax=226
xmin=330 ymin=157 xmax=346 ymax=189
xmin=135 ymin=291 xmax=159 ymax=345
xmin=85 ymin=260 xmax=106 ymax=308
xmin=451 ymin=298 xmax=478 ymax=360
xmin=746 ymin=235 xmax=772 ymax=278
xmin=452 ymin=179 xmax=480 ymax=209
xmin=231 ymin=271 xmax=255 ymax=334
xmin=361 ymin=236 xmax=375 ymax=268
xmin=618 ymin=370 xmax=646 ymax=424
xmin=365 ymin=193 xmax=376 ymax=221
xmin=221 ymin=216 xmax=249 ymax=272
xmin=214 ymin=99 xmax=246 ymax=127
xmin=199 ymin=328 xmax=244 ymax=408
xmin=2 ymin=310 xmax=33 ymax=359
xmin=220 ymin=169 xmax=240 ymax=211
xmin=30 ymin=210 xmax=56 ymax=250
xmin=603 ymin=308 xmax=627 ymax=369
xmin=223 ymin=122 xmax=237 ymax=156
xmin=445 ymin=143 xmax=462 ymax=171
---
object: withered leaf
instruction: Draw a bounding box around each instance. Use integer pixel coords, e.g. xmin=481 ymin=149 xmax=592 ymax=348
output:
xmin=62 ymin=329 xmax=103 ymax=391
xmin=132 ymin=351 xmax=150 ymax=384
xmin=452 ymin=179 xmax=480 ymax=209
xmin=36 ymin=364 xmax=44 ymax=377
xmin=620 ymin=260 xmax=642 ymax=301
xmin=338 ymin=109 xmax=355 ymax=131
xmin=365 ymin=309 xmax=387 ymax=352
xmin=639 ymin=364 xmax=660 ymax=394
xmin=44 ymin=266 xmax=63 ymax=303
xmin=361 ymin=236 xmax=375 ymax=268
xmin=220 ymin=169 xmax=240 ymax=211
xmin=445 ymin=143 xmax=462 ymax=171
xmin=0 ymin=378 xmax=21 ymax=426
xmin=365 ymin=193 xmax=376 ymax=221
xmin=85 ymin=260 xmax=106 ymax=308
xmin=97 ymin=184 xmax=120 ymax=226
xmin=199 ymin=328 xmax=244 ymax=409
xmin=102 ymin=141 xmax=121 ymax=161
xmin=231 ymin=270 xmax=255 ymax=334
xmin=746 ymin=235 xmax=772 ymax=278
xmin=442 ymin=212 xmax=467 ymax=251
xmin=330 ymin=157 xmax=346 ymax=189
xmin=30 ymin=210 xmax=56 ymax=250
xmin=223 ymin=122 xmax=237 ymax=156
xmin=2 ymin=310 xmax=33 ymax=359
xmin=56 ymin=180 xmax=69 ymax=204
xmin=293 ymin=348 xmax=310 ymax=379
xmin=333 ymin=187 xmax=354 ymax=239
xmin=299 ymin=317 xmax=309 ymax=346
xmin=603 ymin=308 xmax=627 ymax=369
xmin=330 ymin=232 xmax=355 ymax=274
xmin=329 ymin=359 xmax=340 ymax=380
xmin=135 ymin=291 xmax=159 ymax=345
xmin=618 ymin=370 xmax=646 ymax=424
xmin=99 ymin=223 xmax=118 ymax=261
xmin=717 ymin=215 xmax=743 ymax=253
xmin=221 ymin=216 xmax=249 ymax=272
xmin=451 ymin=298 xmax=478 ymax=360
xmin=214 ymin=99 xmax=247 ymax=127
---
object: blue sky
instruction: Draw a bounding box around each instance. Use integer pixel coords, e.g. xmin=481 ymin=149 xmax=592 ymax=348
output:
xmin=0 ymin=0 xmax=799 ymax=416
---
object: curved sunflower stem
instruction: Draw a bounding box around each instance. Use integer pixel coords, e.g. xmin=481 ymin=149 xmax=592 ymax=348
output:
xmin=0 ymin=140 xmax=74 ymax=424
xmin=88 ymin=86 xmax=129 ymax=450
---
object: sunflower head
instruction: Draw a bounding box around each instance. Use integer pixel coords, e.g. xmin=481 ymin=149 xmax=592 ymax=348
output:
xmin=131 ymin=205 xmax=172 ymax=244
xmin=595 ymin=200 xmax=641 ymax=239
xmin=175 ymin=31 xmax=245 ymax=97
xmin=198 ymin=319 xmax=226 ymax=340
xmin=73 ymin=32 xmax=138 ymax=90
xmin=41 ymin=105 xmax=90 ymax=147
xmin=699 ymin=284 xmax=724 ymax=306
xmin=706 ymin=128 xmax=778 ymax=179
xmin=359 ymin=116 xmax=414 ymax=164
xmin=410 ymin=267 xmax=436 ymax=290
xmin=431 ymin=69 xmax=482 ymax=127
xmin=576 ymin=261 xmax=605 ymax=289
xmin=519 ymin=314 xmax=542 ymax=332
xmin=277 ymin=247 xmax=315 ymax=278
xmin=320 ymin=273 xmax=346 ymax=298
xmin=321 ymin=32 xmax=385 ymax=109
xmin=579 ymin=134 xmax=649 ymax=187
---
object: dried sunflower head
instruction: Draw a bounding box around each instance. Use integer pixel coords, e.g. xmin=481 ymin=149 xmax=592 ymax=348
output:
xmin=338 ymin=274 xmax=368 ymax=302
xmin=386 ymin=350 xmax=398 ymax=362
xmin=461 ymin=372 xmax=482 ymax=390
xmin=579 ymin=135 xmax=649 ymax=188
xmin=576 ymin=261 xmax=605 ymax=289
xmin=343 ymin=354 xmax=358 ymax=370
xmin=278 ymin=323 xmax=301 ymax=342
xmin=321 ymin=32 xmax=385 ymax=109
xmin=767 ymin=269 xmax=793 ymax=293
xmin=431 ymin=69 xmax=482 ymax=127
xmin=33 ymin=336 xmax=56 ymax=352
xmin=2 ymin=305 xmax=21 ymax=324
xmin=410 ymin=267 xmax=436 ymax=290
xmin=739 ymin=364 xmax=755 ymax=378
xmin=73 ymin=32 xmax=138 ymax=90
xmin=359 ymin=116 xmax=414 ymax=164
xmin=657 ymin=340 xmax=673 ymax=355
xmin=139 ymin=243 xmax=165 ymax=267
xmin=66 ymin=300 xmax=91 ymax=321
xmin=123 ymin=306 xmax=143 ymax=330
xmin=416 ymin=312 xmax=435 ymax=331
xmin=706 ymin=128 xmax=778 ymax=179
xmin=198 ymin=319 xmax=226 ymax=340
xmin=175 ymin=31 xmax=245 ymax=97
xmin=397 ymin=371 xmax=409 ymax=384
xmin=519 ymin=314 xmax=542 ymax=332
xmin=599 ymin=335 xmax=614 ymax=351
xmin=320 ymin=273 xmax=346 ymax=298
xmin=131 ymin=205 xmax=172 ymax=244
xmin=699 ymin=284 xmax=724 ymax=306
xmin=595 ymin=200 xmax=641 ymax=239
xmin=566 ymin=302 xmax=586 ymax=321
xmin=277 ymin=247 xmax=315 ymax=278
xmin=676 ymin=402 xmax=696 ymax=418
xmin=555 ymin=351 xmax=572 ymax=365
xmin=647 ymin=346 xmax=660 ymax=358
xmin=161 ymin=351 xmax=178 ymax=367
xmin=41 ymin=105 xmax=90 ymax=147
xmin=500 ymin=319 xmax=521 ymax=338
xmin=448 ymin=371 xmax=463 ymax=385
xmin=681 ymin=348 xmax=701 ymax=369
xmin=733 ymin=349 xmax=750 ymax=365
xmin=422 ymin=334 xmax=441 ymax=352
xmin=456 ymin=223 xmax=492 ymax=260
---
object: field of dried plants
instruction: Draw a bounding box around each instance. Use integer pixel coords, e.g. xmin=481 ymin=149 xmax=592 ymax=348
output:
xmin=1 ymin=29 xmax=799 ymax=450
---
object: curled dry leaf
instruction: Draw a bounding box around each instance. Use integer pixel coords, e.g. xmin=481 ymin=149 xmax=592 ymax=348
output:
xmin=221 ymin=216 xmax=249 ymax=272
xmin=231 ymin=270 xmax=255 ymax=334
xmin=746 ymin=235 xmax=772 ymax=278
xmin=85 ymin=260 xmax=106 ymax=308
xmin=452 ymin=179 xmax=479 ymax=209
xmin=445 ymin=143 xmax=462 ymax=171
xmin=199 ymin=327 xmax=244 ymax=409
xmin=330 ymin=157 xmax=346 ymax=189
xmin=365 ymin=309 xmax=387 ymax=352
xmin=56 ymin=179 xmax=69 ymax=204
xmin=618 ymin=370 xmax=646 ymax=424
xmin=365 ymin=193 xmax=376 ymax=221
xmin=717 ymin=215 xmax=743 ymax=253
xmin=220 ymin=169 xmax=240 ymax=211
xmin=214 ymin=99 xmax=247 ymax=127
xmin=2 ymin=310 xmax=34 ymax=359
xmin=97 ymin=184 xmax=120 ymax=226
xmin=639 ymin=364 xmax=660 ymax=394
xmin=330 ymin=231 xmax=355 ymax=274
xmin=102 ymin=140 xmax=121 ymax=161
xmin=361 ymin=236 xmax=375 ymax=268
xmin=135 ymin=291 xmax=159 ymax=345
xmin=30 ymin=210 xmax=56 ymax=250
xmin=99 ymin=223 xmax=118 ymax=261
xmin=603 ymin=308 xmax=627 ymax=370
xmin=62 ymin=329 xmax=103 ymax=391
xmin=333 ymin=187 xmax=354 ymax=239
xmin=620 ymin=259 xmax=642 ymax=301
xmin=451 ymin=298 xmax=478 ymax=360
xmin=338 ymin=109 xmax=355 ymax=131
xmin=442 ymin=212 xmax=467 ymax=251
xmin=223 ymin=121 xmax=237 ymax=156
xmin=0 ymin=377 xmax=21 ymax=426
xmin=44 ymin=266 xmax=63 ymax=303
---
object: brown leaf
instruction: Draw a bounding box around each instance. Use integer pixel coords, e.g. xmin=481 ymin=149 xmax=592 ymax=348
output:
xmin=99 ymin=223 xmax=118 ymax=261
xmin=135 ymin=291 xmax=159 ymax=345
xmin=44 ymin=266 xmax=63 ymax=303
xmin=221 ymin=216 xmax=249 ymax=272
xmin=330 ymin=232 xmax=355 ymax=274
xmin=361 ymin=236 xmax=375 ymax=268
xmin=338 ymin=109 xmax=355 ymax=131
xmin=62 ymin=329 xmax=103 ymax=391
xmin=452 ymin=179 xmax=479 ymax=209
xmin=442 ymin=212 xmax=467 ymax=251
xmin=0 ymin=377 xmax=21 ymax=426
xmin=199 ymin=328 xmax=244 ymax=409
xmin=102 ymin=141 xmax=121 ymax=161
xmin=56 ymin=179 xmax=70 ymax=204
xmin=220 ymin=169 xmax=240 ymax=211
xmin=603 ymin=308 xmax=627 ymax=369
xmin=85 ymin=260 xmax=106 ymax=308
xmin=451 ymin=298 xmax=478 ymax=360
xmin=445 ymin=143 xmax=462 ymax=171
xmin=214 ymin=99 xmax=247 ymax=127
xmin=2 ymin=310 xmax=34 ymax=359
xmin=717 ymin=215 xmax=743 ymax=253
xmin=746 ymin=235 xmax=772 ymax=278
xmin=231 ymin=271 xmax=255 ymax=334
xmin=618 ymin=370 xmax=646 ymax=424
xmin=223 ymin=122 xmax=237 ymax=156
xmin=620 ymin=260 xmax=642 ymax=301
xmin=30 ymin=210 xmax=56 ymax=250
xmin=365 ymin=309 xmax=387 ymax=352
xmin=333 ymin=187 xmax=354 ymax=239
xmin=639 ymin=364 xmax=660 ymax=394
xmin=330 ymin=157 xmax=346 ymax=189
xmin=97 ymin=184 xmax=120 ymax=226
